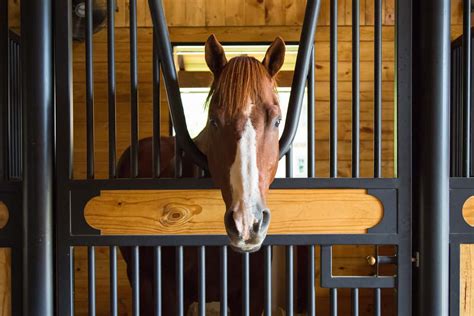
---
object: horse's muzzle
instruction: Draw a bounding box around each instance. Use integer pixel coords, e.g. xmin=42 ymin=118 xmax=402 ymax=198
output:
xmin=224 ymin=207 xmax=270 ymax=253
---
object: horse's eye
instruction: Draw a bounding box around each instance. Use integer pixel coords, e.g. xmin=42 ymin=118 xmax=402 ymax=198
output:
xmin=209 ymin=118 xmax=218 ymax=128
xmin=274 ymin=118 xmax=282 ymax=128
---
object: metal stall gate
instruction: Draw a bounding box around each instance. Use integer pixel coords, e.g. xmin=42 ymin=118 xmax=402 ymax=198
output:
xmin=53 ymin=0 xmax=413 ymax=315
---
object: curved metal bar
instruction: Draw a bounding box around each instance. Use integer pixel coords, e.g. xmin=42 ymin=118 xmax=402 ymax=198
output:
xmin=148 ymin=0 xmax=321 ymax=167
xmin=279 ymin=0 xmax=321 ymax=159
xmin=148 ymin=0 xmax=208 ymax=171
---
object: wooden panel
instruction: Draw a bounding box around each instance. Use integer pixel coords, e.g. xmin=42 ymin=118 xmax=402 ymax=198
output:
xmin=0 ymin=203 xmax=8 ymax=230
xmin=163 ymin=0 xmax=186 ymax=26
xmin=463 ymin=196 xmax=474 ymax=226
xmin=284 ymin=0 xmax=306 ymax=25
xmin=225 ymin=0 xmax=245 ymax=26
xmin=461 ymin=244 xmax=474 ymax=316
xmin=185 ymin=0 xmax=205 ymax=26
xmin=265 ymin=0 xmax=286 ymax=25
xmin=85 ymin=189 xmax=383 ymax=235
xmin=0 ymin=249 xmax=10 ymax=316
xmin=205 ymin=0 xmax=226 ymax=26
xmin=245 ymin=0 xmax=266 ymax=25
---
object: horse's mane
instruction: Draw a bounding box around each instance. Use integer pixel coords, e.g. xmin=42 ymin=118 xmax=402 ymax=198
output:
xmin=206 ymin=56 xmax=276 ymax=120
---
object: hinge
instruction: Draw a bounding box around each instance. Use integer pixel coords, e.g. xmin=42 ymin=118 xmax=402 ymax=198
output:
xmin=412 ymin=251 xmax=420 ymax=267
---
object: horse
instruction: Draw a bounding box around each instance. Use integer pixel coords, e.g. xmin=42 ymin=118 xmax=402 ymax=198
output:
xmin=118 ymin=34 xmax=286 ymax=315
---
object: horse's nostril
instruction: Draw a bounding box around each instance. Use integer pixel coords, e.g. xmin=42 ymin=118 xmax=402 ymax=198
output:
xmin=253 ymin=220 xmax=261 ymax=233
xmin=224 ymin=211 xmax=239 ymax=236
xmin=262 ymin=208 xmax=270 ymax=227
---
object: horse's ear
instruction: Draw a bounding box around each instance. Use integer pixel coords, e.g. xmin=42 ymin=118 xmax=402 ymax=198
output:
xmin=262 ymin=37 xmax=286 ymax=77
xmin=205 ymin=34 xmax=227 ymax=76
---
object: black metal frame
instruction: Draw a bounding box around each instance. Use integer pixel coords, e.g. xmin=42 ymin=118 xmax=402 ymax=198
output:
xmin=52 ymin=0 xmax=414 ymax=315
xmin=0 ymin=1 xmax=24 ymax=315
xmin=3 ymin=0 xmax=455 ymax=314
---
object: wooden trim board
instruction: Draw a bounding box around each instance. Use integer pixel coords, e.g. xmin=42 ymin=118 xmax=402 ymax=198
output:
xmin=84 ymin=189 xmax=383 ymax=235
xmin=0 ymin=202 xmax=8 ymax=230
xmin=462 ymin=196 xmax=474 ymax=227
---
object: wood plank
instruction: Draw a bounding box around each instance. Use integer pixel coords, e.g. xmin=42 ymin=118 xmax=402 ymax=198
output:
xmin=365 ymin=0 xmax=374 ymax=25
xmin=205 ymin=0 xmax=226 ymax=26
xmin=85 ymin=189 xmax=383 ymax=235
xmin=0 ymin=249 xmax=10 ymax=316
xmin=163 ymin=0 xmax=186 ymax=26
xmin=461 ymin=244 xmax=474 ymax=316
xmin=383 ymin=0 xmax=395 ymax=25
xmin=244 ymin=0 xmax=266 ymax=25
xmin=186 ymin=0 xmax=206 ymax=26
xmin=72 ymin=40 xmax=395 ymax=63
xmin=284 ymin=0 xmax=306 ymax=25
xmin=265 ymin=0 xmax=285 ymax=25
xmin=463 ymin=196 xmax=474 ymax=227
xmin=0 ymin=203 xmax=8 ymax=229
xmin=8 ymin=0 xmax=21 ymax=27
xmin=318 ymin=0 xmax=330 ymax=26
xmin=225 ymin=0 xmax=245 ymax=26
xmin=73 ymin=59 xmax=394 ymax=84
xmin=84 ymin=25 xmax=396 ymax=43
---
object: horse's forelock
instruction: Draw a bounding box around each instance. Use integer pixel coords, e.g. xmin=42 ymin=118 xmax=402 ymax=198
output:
xmin=207 ymin=56 xmax=276 ymax=120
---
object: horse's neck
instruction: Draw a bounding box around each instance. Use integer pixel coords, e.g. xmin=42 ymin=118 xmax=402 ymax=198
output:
xmin=193 ymin=125 xmax=210 ymax=156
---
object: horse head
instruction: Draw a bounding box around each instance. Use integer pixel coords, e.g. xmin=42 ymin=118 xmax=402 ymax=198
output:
xmin=201 ymin=34 xmax=285 ymax=253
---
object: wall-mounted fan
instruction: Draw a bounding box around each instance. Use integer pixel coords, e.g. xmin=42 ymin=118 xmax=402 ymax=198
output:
xmin=72 ymin=0 xmax=108 ymax=42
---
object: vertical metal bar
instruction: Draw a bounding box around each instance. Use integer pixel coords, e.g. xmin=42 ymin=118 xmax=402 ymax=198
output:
xmin=242 ymin=252 xmax=250 ymax=316
xmin=351 ymin=288 xmax=359 ymax=316
xmin=307 ymin=46 xmax=315 ymax=177
xmin=413 ymin=0 xmax=450 ymax=313
xmin=21 ymin=0 xmax=54 ymax=312
xmin=176 ymin=246 xmax=184 ymax=316
xmin=352 ymin=0 xmax=360 ymax=178
xmin=220 ymin=246 xmax=228 ymax=316
xmin=286 ymin=149 xmax=293 ymax=178
xmin=374 ymin=0 xmax=382 ymax=178
xmin=286 ymin=245 xmax=294 ymax=316
xmin=463 ymin=0 xmax=471 ymax=177
xmin=86 ymin=0 xmax=95 ymax=179
xmin=132 ymin=246 xmax=140 ymax=316
xmin=154 ymin=246 xmax=162 ymax=316
xmin=8 ymin=42 xmax=15 ymax=179
xmin=374 ymin=288 xmax=381 ymax=316
xmin=110 ymin=246 xmax=118 ymax=316
xmin=148 ymin=0 xmax=208 ymax=170
xmin=107 ymin=0 xmax=117 ymax=178
xmin=152 ymin=30 xmax=161 ymax=178
xmin=70 ymin=247 xmax=75 ymax=315
xmin=199 ymin=246 xmax=206 ymax=316
xmin=451 ymin=49 xmax=456 ymax=176
xmin=395 ymin=0 xmax=413 ymax=314
xmin=264 ymin=246 xmax=272 ymax=315
xmin=88 ymin=246 xmax=96 ymax=316
xmin=0 ymin=0 xmax=7 ymax=180
xmin=55 ymin=0 xmax=74 ymax=313
xmin=307 ymin=245 xmax=315 ymax=316
xmin=278 ymin=0 xmax=321 ymax=157
xmin=130 ymin=0 xmax=139 ymax=177
xmin=330 ymin=0 xmax=338 ymax=178
xmin=330 ymin=288 xmax=337 ymax=316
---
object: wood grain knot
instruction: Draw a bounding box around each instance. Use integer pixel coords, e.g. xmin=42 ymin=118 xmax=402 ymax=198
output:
xmin=159 ymin=203 xmax=202 ymax=227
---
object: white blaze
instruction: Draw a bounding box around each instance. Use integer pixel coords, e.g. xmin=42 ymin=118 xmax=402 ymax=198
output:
xmin=229 ymin=118 xmax=260 ymax=240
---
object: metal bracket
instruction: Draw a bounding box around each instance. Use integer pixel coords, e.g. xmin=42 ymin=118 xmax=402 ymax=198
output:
xmin=320 ymin=245 xmax=396 ymax=289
